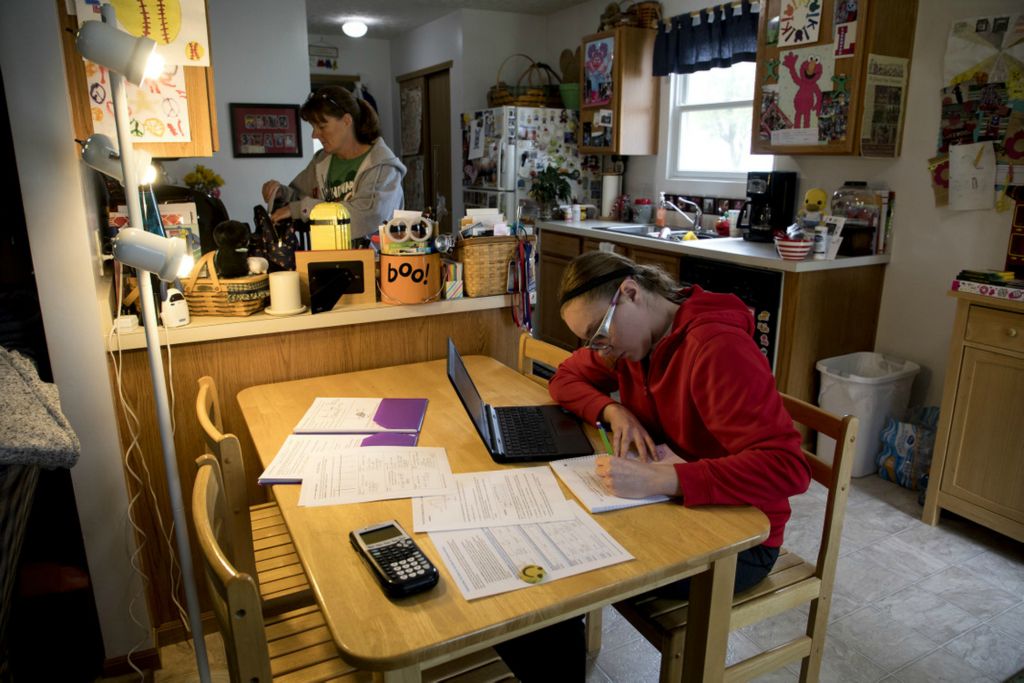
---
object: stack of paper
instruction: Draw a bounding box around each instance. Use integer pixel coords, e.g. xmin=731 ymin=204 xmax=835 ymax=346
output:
xmin=549 ymin=455 xmax=670 ymax=513
xmin=294 ymin=397 xmax=427 ymax=434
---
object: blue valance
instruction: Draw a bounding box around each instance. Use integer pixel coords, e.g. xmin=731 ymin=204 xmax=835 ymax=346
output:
xmin=653 ymin=1 xmax=759 ymax=76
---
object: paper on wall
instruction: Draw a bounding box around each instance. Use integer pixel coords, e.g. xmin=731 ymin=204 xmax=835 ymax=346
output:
xmin=777 ymin=44 xmax=836 ymax=133
xmin=949 ymin=141 xmax=996 ymax=211
xmin=75 ymin=0 xmax=211 ymax=67
xmin=86 ymin=61 xmax=191 ymax=144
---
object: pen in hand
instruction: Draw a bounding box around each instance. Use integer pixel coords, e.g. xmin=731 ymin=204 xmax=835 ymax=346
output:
xmin=596 ymin=421 xmax=614 ymax=456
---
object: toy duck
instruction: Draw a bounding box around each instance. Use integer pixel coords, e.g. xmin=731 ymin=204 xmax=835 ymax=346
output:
xmin=799 ymin=187 xmax=828 ymax=229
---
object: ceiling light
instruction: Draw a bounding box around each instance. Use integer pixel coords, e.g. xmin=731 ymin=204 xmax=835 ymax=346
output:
xmin=342 ymin=21 xmax=368 ymax=38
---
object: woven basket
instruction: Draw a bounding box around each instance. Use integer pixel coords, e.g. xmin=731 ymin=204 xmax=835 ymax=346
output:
xmin=487 ymin=54 xmax=562 ymax=108
xmin=620 ymin=1 xmax=662 ymax=28
xmin=183 ymin=252 xmax=269 ymax=316
xmin=455 ymin=236 xmax=533 ymax=298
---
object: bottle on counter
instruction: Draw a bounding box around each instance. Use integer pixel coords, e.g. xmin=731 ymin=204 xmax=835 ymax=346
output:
xmin=620 ymin=193 xmax=633 ymax=222
xmin=655 ymin=192 xmax=667 ymax=229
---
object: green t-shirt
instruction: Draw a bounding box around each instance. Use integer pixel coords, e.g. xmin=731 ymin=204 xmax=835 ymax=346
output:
xmin=324 ymin=151 xmax=369 ymax=201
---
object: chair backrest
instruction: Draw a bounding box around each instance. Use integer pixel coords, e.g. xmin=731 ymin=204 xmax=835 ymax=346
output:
xmin=193 ymin=454 xmax=273 ymax=682
xmin=517 ymin=332 xmax=571 ymax=387
xmin=780 ymin=394 xmax=858 ymax=580
xmin=196 ymin=376 xmax=258 ymax=579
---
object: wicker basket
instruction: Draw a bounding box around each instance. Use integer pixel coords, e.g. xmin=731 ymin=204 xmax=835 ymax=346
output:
xmin=455 ymin=236 xmax=531 ymax=298
xmin=182 ymin=252 xmax=269 ymax=316
xmin=487 ymin=54 xmax=562 ymax=108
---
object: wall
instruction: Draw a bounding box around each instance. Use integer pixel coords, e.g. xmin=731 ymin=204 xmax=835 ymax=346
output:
xmin=550 ymin=0 xmax=1018 ymax=407
xmin=0 ymin=2 xmax=151 ymax=659
xmin=460 ymin=10 xmax=550 ymax=112
xmin=309 ymin=33 xmax=395 ymax=145
xmin=162 ymin=0 xmax=313 ymax=224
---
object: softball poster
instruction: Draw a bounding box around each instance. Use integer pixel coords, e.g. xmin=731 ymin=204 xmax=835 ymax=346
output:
xmin=75 ymin=0 xmax=211 ymax=67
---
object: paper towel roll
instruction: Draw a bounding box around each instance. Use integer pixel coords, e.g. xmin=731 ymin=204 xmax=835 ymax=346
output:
xmin=601 ymin=175 xmax=622 ymax=217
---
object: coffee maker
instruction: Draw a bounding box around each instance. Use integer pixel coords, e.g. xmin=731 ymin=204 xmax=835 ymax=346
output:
xmin=739 ymin=171 xmax=798 ymax=242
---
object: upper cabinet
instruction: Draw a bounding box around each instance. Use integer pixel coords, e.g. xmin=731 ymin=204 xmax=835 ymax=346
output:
xmin=57 ymin=0 xmax=219 ymax=158
xmin=579 ymin=27 xmax=659 ymax=155
xmin=750 ymin=0 xmax=918 ymax=156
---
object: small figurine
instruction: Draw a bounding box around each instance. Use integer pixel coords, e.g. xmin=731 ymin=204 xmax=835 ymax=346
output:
xmin=799 ymin=187 xmax=828 ymax=229
xmin=212 ymin=220 xmax=251 ymax=278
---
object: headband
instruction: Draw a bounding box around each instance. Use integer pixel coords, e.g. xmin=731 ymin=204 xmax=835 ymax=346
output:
xmin=559 ymin=267 xmax=635 ymax=305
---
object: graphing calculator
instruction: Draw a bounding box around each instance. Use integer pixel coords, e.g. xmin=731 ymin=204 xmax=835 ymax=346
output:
xmin=349 ymin=520 xmax=439 ymax=598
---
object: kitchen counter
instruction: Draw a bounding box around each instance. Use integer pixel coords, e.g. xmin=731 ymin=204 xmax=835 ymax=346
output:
xmin=540 ymin=220 xmax=890 ymax=272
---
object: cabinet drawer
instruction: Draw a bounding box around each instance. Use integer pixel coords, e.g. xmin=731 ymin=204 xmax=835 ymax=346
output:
xmin=540 ymin=231 xmax=582 ymax=259
xmin=966 ymin=306 xmax=1024 ymax=354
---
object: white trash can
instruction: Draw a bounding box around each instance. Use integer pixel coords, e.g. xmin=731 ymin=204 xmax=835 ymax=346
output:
xmin=816 ymin=352 xmax=920 ymax=478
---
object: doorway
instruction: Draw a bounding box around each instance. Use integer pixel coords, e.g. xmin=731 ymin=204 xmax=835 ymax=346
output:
xmin=396 ymin=62 xmax=452 ymax=234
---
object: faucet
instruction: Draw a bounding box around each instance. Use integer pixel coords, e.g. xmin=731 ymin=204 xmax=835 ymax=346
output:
xmin=664 ymin=198 xmax=703 ymax=232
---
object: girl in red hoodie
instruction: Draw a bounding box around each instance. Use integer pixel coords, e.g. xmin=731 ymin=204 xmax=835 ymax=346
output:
xmin=552 ymin=251 xmax=810 ymax=593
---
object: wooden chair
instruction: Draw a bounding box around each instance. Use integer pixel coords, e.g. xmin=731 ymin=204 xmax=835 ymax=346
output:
xmin=192 ymin=454 xmax=514 ymax=683
xmin=614 ymin=394 xmax=858 ymax=682
xmin=195 ymin=375 xmax=313 ymax=614
xmin=516 ymin=332 xmax=606 ymax=653
xmin=517 ymin=331 xmax=571 ymax=387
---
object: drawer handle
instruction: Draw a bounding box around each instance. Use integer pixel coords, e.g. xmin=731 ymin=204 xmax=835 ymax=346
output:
xmin=1008 ymin=327 xmax=1019 ymax=338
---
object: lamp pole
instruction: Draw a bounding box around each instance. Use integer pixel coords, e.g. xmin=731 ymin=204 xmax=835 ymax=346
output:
xmin=101 ymin=5 xmax=211 ymax=680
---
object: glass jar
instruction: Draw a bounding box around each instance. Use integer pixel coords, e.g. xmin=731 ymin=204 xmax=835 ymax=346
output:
xmin=830 ymin=181 xmax=880 ymax=256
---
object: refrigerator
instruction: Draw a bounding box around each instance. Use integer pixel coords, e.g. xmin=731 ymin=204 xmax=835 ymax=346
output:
xmin=461 ymin=106 xmax=601 ymax=220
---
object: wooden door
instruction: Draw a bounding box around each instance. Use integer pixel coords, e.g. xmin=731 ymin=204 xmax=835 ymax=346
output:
xmin=397 ymin=62 xmax=452 ymax=233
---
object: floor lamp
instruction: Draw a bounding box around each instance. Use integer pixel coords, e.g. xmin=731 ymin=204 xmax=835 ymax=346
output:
xmin=76 ymin=7 xmax=211 ymax=681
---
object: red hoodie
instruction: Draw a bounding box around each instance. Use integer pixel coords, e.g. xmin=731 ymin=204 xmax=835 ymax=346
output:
xmin=548 ymin=286 xmax=809 ymax=547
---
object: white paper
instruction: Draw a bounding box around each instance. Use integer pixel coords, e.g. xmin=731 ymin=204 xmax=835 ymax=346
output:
xmin=412 ymin=467 xmax=575 ymax=532
xmin=779 ymin=0 xmax=822 ymax=46
xmin=430 ymin=501 xmax=634 ymax=601
xmin=86 ymin=62 xmax=191 ymax=144
xmin=949 ymin=141 xmax=996 ymax=211
xmin=860 ymin=55 xmax=909 ymax=157
xmin=76 ymin=0 xmax=211 ymax=67
xmin=259 ymin=434 xmax=386 ymax=484
xmin=297 ymin=447 xmax=455 ymax=506
xmin=549 ymin=455 xmax=671 ymax=513
xmin=468 ymin=119 xmax=484 ymax=160
xmin=770 ymin=128 xmax=821 ymax=146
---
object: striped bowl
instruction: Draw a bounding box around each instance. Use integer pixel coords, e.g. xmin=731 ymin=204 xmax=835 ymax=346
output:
xmin=774 ymin=237 xmax=814 ymax=261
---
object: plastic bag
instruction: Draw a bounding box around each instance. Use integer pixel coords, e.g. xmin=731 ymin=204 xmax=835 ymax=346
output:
xmin=876 ymin=406 xmax=940 ymax=491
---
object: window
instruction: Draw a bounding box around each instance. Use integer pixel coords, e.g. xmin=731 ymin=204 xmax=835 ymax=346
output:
xmin=668 ymin=62 xmax=772 ymax=180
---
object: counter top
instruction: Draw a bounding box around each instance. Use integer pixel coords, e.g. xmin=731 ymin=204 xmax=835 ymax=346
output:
xmin=540 ymin=220 xmax=890 ymax=272
xmin=106 ymin=295 xmax=510 ymax=351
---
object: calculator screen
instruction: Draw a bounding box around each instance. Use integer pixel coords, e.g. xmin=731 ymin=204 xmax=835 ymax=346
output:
xmin=360 ymin=525 xmax=402 ymax=545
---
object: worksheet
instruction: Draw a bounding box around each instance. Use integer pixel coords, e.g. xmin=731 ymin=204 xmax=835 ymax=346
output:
xmin=258 ymin=433 xmax=419 ymax=484
xmin=412 ymin=467 xmax=575 ymax=532
xmin=430 ymin=501 xmax=634 ymax=601
xmin=293 ymin=397 xmax=427 ymax=433
xmin=297 ymin=446 xmax=455 ymax=506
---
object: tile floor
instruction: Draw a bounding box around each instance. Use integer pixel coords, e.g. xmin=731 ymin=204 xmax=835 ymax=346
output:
xmin=100 ymin=476 xmax=1024 ymax=683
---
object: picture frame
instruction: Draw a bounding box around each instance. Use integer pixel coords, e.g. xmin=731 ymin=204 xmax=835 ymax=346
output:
xmin=294 ymin=249 xmax=377 ymax=311
xmin=229 ymin=103 xmax=303 ymax=158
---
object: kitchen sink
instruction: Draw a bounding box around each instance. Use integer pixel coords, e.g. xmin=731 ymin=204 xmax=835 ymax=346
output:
xmin=594 ymin=225 xmax=724 ymax=241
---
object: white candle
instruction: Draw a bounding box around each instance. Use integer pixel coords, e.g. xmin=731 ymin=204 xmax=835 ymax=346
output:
xmin=269 ymin=271 xmax=301 ymax=311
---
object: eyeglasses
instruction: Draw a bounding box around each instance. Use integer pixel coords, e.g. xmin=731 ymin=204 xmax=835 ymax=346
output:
xmin=585 ymin=287 xmax=621 ymax=352
xmin=305 ymin=90 xmax=341 ymax=109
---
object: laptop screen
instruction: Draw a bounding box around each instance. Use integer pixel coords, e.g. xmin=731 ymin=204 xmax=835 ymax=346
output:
xmin=446 ymin=339 xmax=490 ymax=442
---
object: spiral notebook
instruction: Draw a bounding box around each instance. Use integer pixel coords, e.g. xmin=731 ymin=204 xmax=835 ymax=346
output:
xmin=549 ymin=454 xmax=671 ymax=514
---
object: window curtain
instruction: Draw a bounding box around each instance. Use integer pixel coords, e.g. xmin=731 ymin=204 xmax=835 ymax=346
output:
xmin=653 ymin=0 xmax=759 ymax=76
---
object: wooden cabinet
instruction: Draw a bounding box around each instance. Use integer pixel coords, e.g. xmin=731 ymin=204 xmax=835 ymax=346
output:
xmin=751 ymin=0 xmax=917 ymax=156
xmin=923 ymin=293 xmax=1024 ymax=542
xmin=579 ymin=27 xmax=659 ymax=155
xmin=538 ymin=231 xmax=582 ymax=349
xmin=630 ymin=246 xmax=680 ymax=280
xmin=56 ymin=0 xmax=219 ymax=158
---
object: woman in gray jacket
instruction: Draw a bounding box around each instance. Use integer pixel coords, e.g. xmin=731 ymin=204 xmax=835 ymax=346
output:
xmin=262 ymin=86 xmax=406 ymax=239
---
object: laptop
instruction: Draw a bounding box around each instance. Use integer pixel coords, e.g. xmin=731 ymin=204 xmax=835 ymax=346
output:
xmin=446 ymin=339 xmax=594 ymax=463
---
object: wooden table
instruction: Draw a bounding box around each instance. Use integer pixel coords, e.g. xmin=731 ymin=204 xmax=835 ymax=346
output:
xmin=238 ymin=356 xmax=769 ymax=681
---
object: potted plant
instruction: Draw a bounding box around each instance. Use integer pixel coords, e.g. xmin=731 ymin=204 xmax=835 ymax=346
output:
xmin=529 ymin=165 xmax=572 ymax=219
xmin=183 ymin=164 xmax=225 ymax=198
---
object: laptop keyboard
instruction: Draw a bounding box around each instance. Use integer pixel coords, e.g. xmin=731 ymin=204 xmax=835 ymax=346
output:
xmin=496 ymin=406 xmax=558 ymax=456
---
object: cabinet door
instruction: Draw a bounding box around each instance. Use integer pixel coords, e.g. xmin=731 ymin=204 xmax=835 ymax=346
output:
xmin=750 ymin=0 xmax=917 ymax=156
xmin=583 ymin=238 xmax=629 ymax=256
xmin=941 ymin=346 xmax=1024 ymax=525
xmin=538 ymin=253 xmax=578 ymax=350
xmin=629 ymin=247 xmax=680 ymax=280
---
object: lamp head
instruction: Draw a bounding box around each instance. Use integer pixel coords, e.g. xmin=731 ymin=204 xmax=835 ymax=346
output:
xmin=112 ymin=228 xmax=194 ymax=282
xmin=81 ymin=134 xmax=156 ymax=184
xmin=75 ymin=19 xmax=161 ymax=86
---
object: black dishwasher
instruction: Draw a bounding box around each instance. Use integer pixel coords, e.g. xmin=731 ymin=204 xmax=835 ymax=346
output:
xmin=680 ymin=256 xmax=783 ymax=371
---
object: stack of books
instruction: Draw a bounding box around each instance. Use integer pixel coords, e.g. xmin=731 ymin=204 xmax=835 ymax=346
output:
xmin=951 ymin=269 xmax=1024 ymax=302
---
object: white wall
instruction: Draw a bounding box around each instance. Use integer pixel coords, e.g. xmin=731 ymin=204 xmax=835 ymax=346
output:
xmin=309 ymin=33 xmax=396 ymax=146
xmin=0 ymin=2 xmax=151 ymax=658
xmin=461 ymin=10 xmax=549 ymax=112
xmin=162 ymin=0 xmax=313 ymax=224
